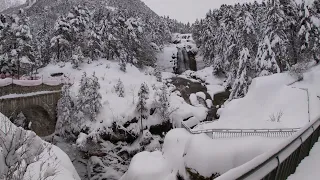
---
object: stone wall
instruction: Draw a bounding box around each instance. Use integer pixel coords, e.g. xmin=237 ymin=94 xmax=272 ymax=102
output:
xmin=0 ymin=92 xmax=61 ymax=136
xmin=0 ymin=84 xmax=63 ymax=97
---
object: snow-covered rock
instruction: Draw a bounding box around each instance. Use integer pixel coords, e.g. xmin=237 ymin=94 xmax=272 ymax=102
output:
xmin=120 ymin=151 xmax=172 ymax=180
xmin=189 ymin=93 xmax=199 ymax=106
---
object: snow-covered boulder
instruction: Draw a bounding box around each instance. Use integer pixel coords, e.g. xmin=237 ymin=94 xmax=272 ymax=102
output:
xmin=120 ymin=151 xmax=173 ymax=180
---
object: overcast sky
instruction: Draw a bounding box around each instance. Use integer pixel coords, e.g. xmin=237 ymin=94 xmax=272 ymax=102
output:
xmin=141 ymin=0 xmax=262 ymax=23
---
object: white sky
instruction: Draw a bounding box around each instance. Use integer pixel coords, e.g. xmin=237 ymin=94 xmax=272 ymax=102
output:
xmin=141 ymin=0 xmax=262 ymax=23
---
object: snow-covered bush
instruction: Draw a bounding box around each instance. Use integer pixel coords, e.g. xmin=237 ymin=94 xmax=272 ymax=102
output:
xmin=269 ymin=111 xmax=284 ymax=122
xmin=114 ymin=79 xmax=125 ymax=97
xmin=289 ymin=62 xmax=308 ymax=80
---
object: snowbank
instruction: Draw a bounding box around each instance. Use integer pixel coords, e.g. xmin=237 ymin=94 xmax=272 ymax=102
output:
xmin=38 ymin=60 xmax=163 ymax=130
xmin=184 ymin=134 xmax=283 ymax=177
xmin=122 ymin=128 xmax=284 ymax=179
xmin=120 ymin=151 xmax=172 ymax=180
xmin=195 ymin=72 xmax=312 ymax=130
xmin=170 ymin=91 xmax=208 ymax=127
xmin=0 ymin=113 xmax=80 ymax=180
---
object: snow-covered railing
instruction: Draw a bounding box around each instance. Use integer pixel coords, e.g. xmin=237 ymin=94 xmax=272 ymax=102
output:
xmin=0 ymin=78 xmax=66 ymax=97
xmin=0 ymin=77 xmax=67 ymax=87
xmin=216 ymin=116 xmax=320 ymax=180
xmin=181 ymin=122 xmax=300 ymax=139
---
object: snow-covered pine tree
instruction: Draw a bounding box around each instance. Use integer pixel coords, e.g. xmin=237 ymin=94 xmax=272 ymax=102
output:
xmin=263 ymin=0 xmax=289 ymax=72
xmin=255 ymin=36 xmax=281 ymax=76
xmin=76 ymin=72 xmax=102 ymax=123
xmin=298 ymin=2 xmax=320 ymax=64
xmin=114 ymin=78 xmax=125 ymax=97
xmin=157 ymin=84 xmax=170 ymax=122
xmin=0 ymin=53 xmax=9 ymax=75
xmin=154 ymin=64 xmax=162 ymax=82
xmin=86 ymin=29 xmax=102 ymax=61
xmin=229 ymin=48 xmax=252 ymax=100
xmin=67 ymin=5 xmax=91 ymax=48
xmin=119 ymin=53 xmax=127 ymax=72
xmin=56 ymin=84 xmax=77 ymax=138
xmin=71 ymin=46 xmax=84 ymax=69
xmin=89 ymin=72 xmax=102 ymax=121
xmin=51 ymin=16 xmax=72 ymax=62
xmin=137 ymin=82 xmax=150 ymax=133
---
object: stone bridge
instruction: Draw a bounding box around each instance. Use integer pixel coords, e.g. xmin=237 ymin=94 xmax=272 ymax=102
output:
xmin=0 ymin=83 xmax=62 ymax=136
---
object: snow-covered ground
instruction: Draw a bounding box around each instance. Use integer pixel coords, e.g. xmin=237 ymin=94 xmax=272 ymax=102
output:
xmin=37 ymin=58 xmax=212 ymax=134
xmin=121 ymin=128 xmax=285 ymax=180
xmin=287 ymin=137 xmax=320 ymax=180
xmin=194 ymin=68 xmax=320 ymax=130
xmin=0 ymin=112 xmax=80 ymax=180
xmin=121 ymin=64 xmax=320 ymax=179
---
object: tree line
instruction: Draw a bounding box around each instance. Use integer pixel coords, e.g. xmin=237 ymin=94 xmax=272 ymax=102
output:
xmin=192 ymin=0 xmax=320 ymax=100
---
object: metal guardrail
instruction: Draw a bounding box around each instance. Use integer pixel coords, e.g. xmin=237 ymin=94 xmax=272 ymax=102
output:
xmin=181 ymin=122 xmax=300 ymax=139
xmin=216 ymin=116 xmax=320 ymax=180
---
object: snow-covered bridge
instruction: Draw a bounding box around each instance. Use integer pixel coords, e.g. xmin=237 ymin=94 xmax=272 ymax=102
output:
xmin=0 ymin=79 xmax=63 ymax=136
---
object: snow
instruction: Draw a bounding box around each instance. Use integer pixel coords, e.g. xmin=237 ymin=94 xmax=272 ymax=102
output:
xmin=189 ymin=93 xmax=199 ymax=106
xmin=194 ymin=72 xmax=316 ymax=130
xmin=287 ymin=137 xmax=320 ymax=180
xmin=196 ymin=91 xmax=206 ymax=100
xmin=120 ymin=151 xmax=172 ymax=180
xmin=122 ymin=128 xmax=284 ymax=179
xmin=0 ymin=78 xmax=66 ymax=87
xmin=184 ymin=134 xmax=283 ymax=177
xmin=0 ymin=91 xmax=59 ymax=99
xmin=206 ymin=99 xmax=212 ymax=108
xmin=123 ymin=64 xmax=320 ymax=179
xmin=170 ymin=91 xmax=208 ymax=128
xmin=38 ymin=60 xmax=161 ymax=129
xmin=0 ymin=112 xmax=80 ymax=180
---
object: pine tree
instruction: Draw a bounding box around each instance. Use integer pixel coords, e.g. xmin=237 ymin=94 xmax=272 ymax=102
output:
xmin=137 ymin=83 xmax=150 ymax=133
xmin=56 ymin=85 xmax=77 ymax=137
xmin=229 ymin=48 xmax=252 ymax=100
xmin=119 ymin=55 xmax=127 ymax=72
xmin=298 ymin=2 xmax=320 ymax=63
xmin=76 ymin=72 xmax=102 ymax=122
xmin=90 ymin=72 xmax=102 ymax=121
xmin=51 ymin=16 xmax=72 ymax=62
xmin=255 ymin=36 xmax=280 ymax=76
xmin=157 ymin=84 xmax=170 ymax=121
xmin=114 ymin=78 xmax=125 ymax=97
xmin=154 ymin=64 xmax=162 ymax=82
xmin=71 ymin=46 xmax=84 ymax=69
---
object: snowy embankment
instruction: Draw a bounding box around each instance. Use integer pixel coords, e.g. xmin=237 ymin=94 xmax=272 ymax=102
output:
xmin=287 ymin=137 xmax=320 ymax=180
xmin=121 ymin=128 xmax=283 ymax=180
xmin=38 ymin=60 xmax=208 ymax=134
xmin=0 ymin=113 xmax=80 ymax=180
xmin=121 ymin=65 xmax=320 ymax=179
xmin=194 ymin=72 xmax=315 ymax=130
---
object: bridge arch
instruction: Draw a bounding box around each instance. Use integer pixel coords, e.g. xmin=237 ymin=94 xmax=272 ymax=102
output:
xmin=20 ymin=105 xmax=56 ymax=137
xmin=0 ymin=91 xmax=61 ymax=137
